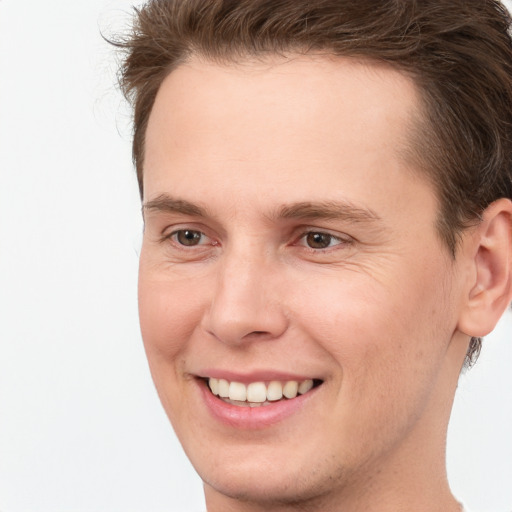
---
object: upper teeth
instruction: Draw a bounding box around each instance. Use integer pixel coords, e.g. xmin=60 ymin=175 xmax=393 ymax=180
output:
xmin=208 ymin=378 xmax=314 ymax=402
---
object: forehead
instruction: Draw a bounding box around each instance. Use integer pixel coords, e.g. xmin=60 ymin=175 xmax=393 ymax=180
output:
xmin=143 ymin=55 xmax=432 ymax=219
xmin=146 ymin=55 xmax=419 ymax=158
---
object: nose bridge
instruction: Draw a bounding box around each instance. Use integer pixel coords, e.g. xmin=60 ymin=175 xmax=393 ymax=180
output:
xmin=204 ymin=240 xmax=288 ymax=345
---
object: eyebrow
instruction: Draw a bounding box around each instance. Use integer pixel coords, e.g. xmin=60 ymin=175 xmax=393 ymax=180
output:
xmin=143 ymin=194 xmax=381 ymax=224
xmin=273 ymin=201 xmax=381 ymax=224
xmin=143 ymin=194 xmax=209 ymax=217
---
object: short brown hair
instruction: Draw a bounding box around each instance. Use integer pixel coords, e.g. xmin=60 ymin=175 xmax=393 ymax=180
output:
xmin=113 ymin=0 xmax=512 ymax=367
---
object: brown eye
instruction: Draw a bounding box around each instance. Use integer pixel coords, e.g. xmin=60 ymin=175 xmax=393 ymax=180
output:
xmin=305 ymin=232 xmax=336 ymax=249
xmin=175 ymin=230 xmax=204 ymax=246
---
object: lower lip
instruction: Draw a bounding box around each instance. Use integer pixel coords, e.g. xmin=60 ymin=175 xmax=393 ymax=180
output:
xmin=198 ymin=380 xmax=318 ymax=429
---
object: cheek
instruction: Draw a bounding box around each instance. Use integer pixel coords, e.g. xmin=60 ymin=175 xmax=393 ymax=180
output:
xmin=291 ymin=257 xmax=456 ymax=403
xmin=299 ymin=254 xmax=454 ymax=349
xmin=286 ymin=266 xmax=456 ymax=465
xmin=138 ymin=263 xmax=205 ymax=364
xmin=138 ymin=267 xmax=209 ymax=428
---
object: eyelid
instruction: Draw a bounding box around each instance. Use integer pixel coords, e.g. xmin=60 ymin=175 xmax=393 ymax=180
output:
xmin=160 ymin=221 xmax=206 ymax=238
xmin=293 ymin=228 xmax=354 ymax=250
xmin=158 ymin=223 xmax=210 ymax=244
xmin=158 ymin=223 xmax=352 ymax=250
xmin=296 ymin=227 xmax=351 ymax=241
xmin=169 ymin=229 xmax=216 ymax=245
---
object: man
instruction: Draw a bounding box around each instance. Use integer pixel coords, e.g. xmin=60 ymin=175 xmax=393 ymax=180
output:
xmin=115 ymin=1 xmax=512 ymax=510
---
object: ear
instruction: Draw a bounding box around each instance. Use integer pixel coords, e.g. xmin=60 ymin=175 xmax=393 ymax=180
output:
xmin=457 ymin=198 xmax=512 ymax=338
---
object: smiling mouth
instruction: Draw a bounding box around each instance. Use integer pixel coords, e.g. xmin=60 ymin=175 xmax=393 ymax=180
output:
xmin=206 ymin=377 xmax=323 ymax=407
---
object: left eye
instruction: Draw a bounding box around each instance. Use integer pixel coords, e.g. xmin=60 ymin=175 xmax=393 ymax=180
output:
xmin=171 ymin=229 xmax=207 ymax=247
xmin=300 ymin=232 xmax=344 ymax=249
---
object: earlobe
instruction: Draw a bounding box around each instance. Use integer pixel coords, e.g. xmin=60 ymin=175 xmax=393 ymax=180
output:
xmin=458 ymin=198 xmax=512 ymax=338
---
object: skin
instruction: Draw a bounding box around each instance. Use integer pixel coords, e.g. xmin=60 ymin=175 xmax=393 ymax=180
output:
xmin=138 ymin=55 xmax=511 ymax=512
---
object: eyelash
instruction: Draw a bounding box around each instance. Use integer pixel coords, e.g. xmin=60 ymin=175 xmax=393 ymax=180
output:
xmin=165 ymin=229 xmax=215 ymax=248
xmin=295 ymin=231 xmax=350 ymax=250
xmin=164 ymin=228 xmax=351 ymax=252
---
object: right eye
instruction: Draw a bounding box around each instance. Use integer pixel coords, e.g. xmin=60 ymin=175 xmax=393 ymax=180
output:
xmin=171 ymin=229 xmax=208 ymax=247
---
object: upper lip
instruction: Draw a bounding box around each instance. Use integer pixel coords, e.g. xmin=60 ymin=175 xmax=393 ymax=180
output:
xmin=196 ymin=369 xmax=320 ymax=383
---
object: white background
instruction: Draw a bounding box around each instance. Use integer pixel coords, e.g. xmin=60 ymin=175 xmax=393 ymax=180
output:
xmin=0 ymin=1 xmax=511 ymax=511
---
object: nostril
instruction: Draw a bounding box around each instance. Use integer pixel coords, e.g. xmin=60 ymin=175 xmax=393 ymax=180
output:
xmin=241 ymin=330 xmax=276 ymax=342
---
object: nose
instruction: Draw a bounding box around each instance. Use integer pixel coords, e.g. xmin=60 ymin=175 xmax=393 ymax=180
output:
xmin=202 ymin=249 xmax=289 ymax=346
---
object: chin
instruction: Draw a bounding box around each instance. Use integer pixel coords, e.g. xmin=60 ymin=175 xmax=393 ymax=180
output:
xmin=192 ymin=444 xmax=344 ymax=507
xmin=203 ymin=472 xmax=330 ymax=508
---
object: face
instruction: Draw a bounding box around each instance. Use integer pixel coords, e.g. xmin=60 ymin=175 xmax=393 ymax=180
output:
xmin=139 ymin=56 xmax=470 ymax=508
